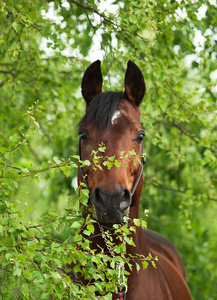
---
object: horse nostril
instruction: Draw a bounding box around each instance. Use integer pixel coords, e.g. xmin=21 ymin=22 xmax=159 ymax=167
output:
xmin=93 ymin=186 xmax=108 ymax=210
xmin=120 ymin=187 xmax=131 ymax=211
xmin=93 ymin=187 xmax=102 ymax=204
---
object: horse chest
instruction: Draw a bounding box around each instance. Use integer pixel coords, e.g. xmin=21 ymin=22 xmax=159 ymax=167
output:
xmin=126 ymin=262 xmax=173 ymax=300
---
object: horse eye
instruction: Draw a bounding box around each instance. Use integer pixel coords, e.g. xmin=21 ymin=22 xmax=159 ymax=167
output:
xmin=136 ymin=131 xmax=145 ymax=144
xmin=79 ymin=130 xmax=88 ymax=142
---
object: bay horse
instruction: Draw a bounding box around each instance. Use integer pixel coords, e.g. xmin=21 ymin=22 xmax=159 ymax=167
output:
xmin=77 ymin=60 xmax=192 ymax=299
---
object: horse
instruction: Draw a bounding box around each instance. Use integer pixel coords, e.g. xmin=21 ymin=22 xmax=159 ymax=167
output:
xmin=77 ymin=60 xmax=192 ymax=300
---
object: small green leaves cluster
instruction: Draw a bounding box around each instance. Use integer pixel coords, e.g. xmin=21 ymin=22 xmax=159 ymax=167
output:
xmin=100 ymin=217 xmax=157 ymax=275
xmin=82 ymin=143 xmax=144 ymax=171
xmin=88 ymin=143 xmax=121 ymax=171
xmin=0 ymin=101 xmax=77 ymax=181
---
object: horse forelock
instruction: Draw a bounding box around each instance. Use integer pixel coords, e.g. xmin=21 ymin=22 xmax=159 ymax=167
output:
xmin=79 ymin=91 xmax=124 ymax=130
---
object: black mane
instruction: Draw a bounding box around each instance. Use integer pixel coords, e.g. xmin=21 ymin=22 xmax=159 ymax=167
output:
xmin=79 ymin=91 xmax=124 ymax=130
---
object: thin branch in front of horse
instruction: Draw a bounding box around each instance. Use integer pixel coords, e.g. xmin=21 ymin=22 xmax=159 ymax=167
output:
xmin=128 ymin=252 xmax=158 ymax=272
xmin=80 ymin=143 xmax=144 ymax=171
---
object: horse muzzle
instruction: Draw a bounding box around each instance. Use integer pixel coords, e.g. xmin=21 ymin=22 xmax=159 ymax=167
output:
xmin=93 ymin=185 xmax=132 ymax=227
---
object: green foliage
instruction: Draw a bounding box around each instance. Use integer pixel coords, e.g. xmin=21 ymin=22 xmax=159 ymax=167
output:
xmin=0 ymin=189 xmax=150 ymax=299
xmin=0 ymin=0 xmax=217 ymax=299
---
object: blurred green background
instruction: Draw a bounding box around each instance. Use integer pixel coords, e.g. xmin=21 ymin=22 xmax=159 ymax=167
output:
xmin=0 ymin=0 xmax=217 ymax=299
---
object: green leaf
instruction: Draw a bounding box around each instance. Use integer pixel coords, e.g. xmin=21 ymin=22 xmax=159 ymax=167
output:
xmin=103 ymin=161 xmax=113 ymax=169
xmin=23 ymin=270 xmax=32 ymax=279
xmin=5 ymin=253 xmax=13 ymax=260
xmin=142 ymin=261 xmax=148 ymax=269
xmin=53 ymin=156 xmax=61 ymax=164
xmin=108 ymin=155 xmax=115 ymax=161
xmin=83 ymin=229 xmax=91 ymax=236
xmin=87 ymin=224 xmax=94 ymax=234
xmin=27 ymin=241 xmax=35 ymax=248
xmin=18 ymin=254 xmax=27 ymax=264
xmin=4 ymin=152 xmax=13 ymax=159
xmin=124 ymin=236 xmax=135 ymax=247
xmin=21 ymin=168 xmax=30 ymax=173
xmin=13 ymin=268 xmax=21 ymax=277
xmin=114 ymin=160 xmax=121 ymax=168
xmin=82 ymin=160 xmax=91 ymax=166
xmin=0 ymin=147 xmax=7 ymax=153
xmin=2 ymin=217 xmax=9 ymax=224
xmin=60 ymin=166 xmax=71 ymax=177
xmin=136 ymin=262 xmax=140 ymax=273
xmin=9 ymin=134 xmax=20 ymax=142
xmin=98 ymin=145 xmax=106 ymax=152
xmin=71 ymin=221 xmax=81 ymax=229
xmin=71 ymin=155 xmax=80 ymax=161
xmin=12 ymin=20 xmax=23 ymax=33
xmin=42 ymin=162 xmax=47 ymax=169
xmin=101 ymin=294 xmax=112 ymax=300
xmin=133 ymin=218 xmax=141 ymax=227
xmin=151 ymin=261 xmax=157 ymax=269
xmin=129 ymin=149 xmax=136 ymax=156
xmin=91 ymin=256 xmax=101 ymax=264
xmin=81 ymin=188 xmax=89 ymax=197
xmin=0 ymin=225 xmax=6 ymax=232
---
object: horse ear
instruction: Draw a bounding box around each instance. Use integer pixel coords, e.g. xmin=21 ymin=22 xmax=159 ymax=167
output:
xmin=81 ymin=60 xmax=103 ymax=105
xmin=124 ymin=60 xmax=146 ymax=106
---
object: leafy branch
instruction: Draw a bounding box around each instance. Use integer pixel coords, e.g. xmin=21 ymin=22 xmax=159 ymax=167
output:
xmin=146 ymin=178 xmax=217 ymax=202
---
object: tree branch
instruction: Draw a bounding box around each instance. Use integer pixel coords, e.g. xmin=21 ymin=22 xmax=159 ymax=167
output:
xmin=145 ymin=180 xmax=217 ymax=202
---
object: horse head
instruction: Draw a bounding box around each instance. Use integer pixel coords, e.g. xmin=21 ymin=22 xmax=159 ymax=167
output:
xmin=78 ymin=60 xmax=145 ymax=227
